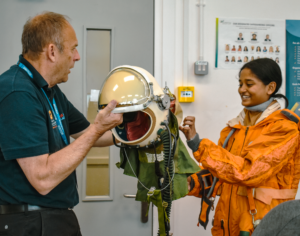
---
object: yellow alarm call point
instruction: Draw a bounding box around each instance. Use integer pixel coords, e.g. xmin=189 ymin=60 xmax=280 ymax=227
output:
xmin=178 ymin=86 xmax=194 ymax=103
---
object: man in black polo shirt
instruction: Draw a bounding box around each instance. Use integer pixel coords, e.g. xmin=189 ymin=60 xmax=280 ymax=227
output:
xmin=0 ymin=12 xmax=122 ymax=236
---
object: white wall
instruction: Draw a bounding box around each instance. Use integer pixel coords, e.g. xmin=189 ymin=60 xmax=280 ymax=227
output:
xmin=154 ymin=0 xmax=300 ymax=235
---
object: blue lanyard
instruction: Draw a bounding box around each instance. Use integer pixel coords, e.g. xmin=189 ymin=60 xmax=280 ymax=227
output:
xmin=18 ymin=62 xmax=69 ymax=146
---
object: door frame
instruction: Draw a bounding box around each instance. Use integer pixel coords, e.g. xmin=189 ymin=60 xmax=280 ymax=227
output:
xmin=81 ymin=26 xmax=115 ymax=201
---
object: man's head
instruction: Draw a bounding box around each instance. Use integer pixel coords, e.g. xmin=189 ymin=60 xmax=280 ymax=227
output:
xmin=252 ymin=33 xmax=257 ymax=39
xmin=266 ymin=34 xmax=269 ymax=39
xmin=239 ymin=33 xmax=242 ymax=38
xmin=22 ymin=12 xmax=80 ymax=86
xmin=22 ymin=12 xmax=68 ymax=60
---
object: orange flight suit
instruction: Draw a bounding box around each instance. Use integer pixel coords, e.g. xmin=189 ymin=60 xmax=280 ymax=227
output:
xmin=189 ymin=104 xmax=300 ymax=236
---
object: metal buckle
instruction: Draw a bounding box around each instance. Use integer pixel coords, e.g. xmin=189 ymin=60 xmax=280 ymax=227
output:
xmin=147 ymin=187 xmax=156 ymax=197
xmin=210 ymin=197 xmax=215 ymax=211
xmin=249 ymin=208 xmax=257 ymax=216
xmin=202 ymin=173 xmax=213 ymax=190
xmin=249 ymin=209 xmax=261 ymax=229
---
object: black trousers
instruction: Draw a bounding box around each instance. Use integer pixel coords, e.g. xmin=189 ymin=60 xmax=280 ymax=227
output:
xmin=0 ymin=208 xmax=82 ymax=236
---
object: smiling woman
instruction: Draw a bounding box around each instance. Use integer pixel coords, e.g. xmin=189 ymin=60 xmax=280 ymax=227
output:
xmin=239 ymin=67 xmax=275 ymax=107
xmin=239 ymin=58 xmax=288 ymax=108
xmin=179 ymin=58 xmax=300 ymax=236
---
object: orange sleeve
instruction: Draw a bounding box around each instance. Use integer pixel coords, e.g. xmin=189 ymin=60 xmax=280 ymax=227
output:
xmin=193 ymin=120 xmax=299 ymax=187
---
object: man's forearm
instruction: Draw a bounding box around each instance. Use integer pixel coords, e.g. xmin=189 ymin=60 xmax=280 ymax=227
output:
xmin=93 ymin=130 xmax=114 ymax=147
xmin=71 ymin=126 xmax=114 ymax=148
xmin=18 ymin=124 xmax=104 ymax=195
xmin=18 ymin=100 xmax=123 ymax=195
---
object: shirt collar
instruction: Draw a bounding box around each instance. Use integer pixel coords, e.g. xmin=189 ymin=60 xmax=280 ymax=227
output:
xmin=18 ymin=54 xmax=49 ymax=89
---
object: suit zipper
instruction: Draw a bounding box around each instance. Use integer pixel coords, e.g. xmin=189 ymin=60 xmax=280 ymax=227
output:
xmin=240 ymin=127 xmax=249 ymax=155
xmin=227 ymin=185 xmax=233 ymax=236
xmin=221 ymin=219 xmax=225 ymax=236
xmin=228 ymin=138 xmax=235 ymax=152
xmin=227 ymin=127 xmax=248 ymax=236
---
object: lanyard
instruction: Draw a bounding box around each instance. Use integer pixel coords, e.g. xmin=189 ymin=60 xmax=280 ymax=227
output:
xmin=18 ymin=62 xmax=69 ymax=146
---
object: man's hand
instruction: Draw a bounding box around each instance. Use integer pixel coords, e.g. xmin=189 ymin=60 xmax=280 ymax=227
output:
xmin=179 ymin=116 xmax=197 ymax=140
xmin=93 ymin=100 xmax=123 ymax=135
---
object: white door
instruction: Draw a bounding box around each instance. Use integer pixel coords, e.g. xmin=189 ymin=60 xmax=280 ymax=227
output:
xmin=75 ymin=27 xmax=153 ymax=235
xmin=0 ymin=0 xmax=154 ymax=235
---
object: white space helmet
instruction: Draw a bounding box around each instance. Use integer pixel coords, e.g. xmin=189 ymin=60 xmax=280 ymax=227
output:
xmin=98 ymin=66 xmax=172 ymax=147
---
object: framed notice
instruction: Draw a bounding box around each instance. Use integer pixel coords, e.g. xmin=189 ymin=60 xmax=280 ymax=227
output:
xmin=215 ymin=18 xmax=285 ymax=72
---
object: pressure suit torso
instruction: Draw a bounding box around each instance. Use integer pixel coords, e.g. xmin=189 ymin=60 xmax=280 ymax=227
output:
xmin=189 ymin=101 xmax=300 ymax=236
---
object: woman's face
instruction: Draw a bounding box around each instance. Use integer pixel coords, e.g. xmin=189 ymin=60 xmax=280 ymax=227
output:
xmin=238 ymin=68 xmax=273 ymax=107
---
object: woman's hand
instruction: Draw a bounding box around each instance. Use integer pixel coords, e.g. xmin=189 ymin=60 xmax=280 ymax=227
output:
xmin=179 ymin=116 xmax=197 ymax=140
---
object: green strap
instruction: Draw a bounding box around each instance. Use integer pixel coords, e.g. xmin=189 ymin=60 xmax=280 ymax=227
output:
xmin=147 ymin=188 xmax=168 ymax=236
xmin=240 ymin=231 xmax=250 ymax=236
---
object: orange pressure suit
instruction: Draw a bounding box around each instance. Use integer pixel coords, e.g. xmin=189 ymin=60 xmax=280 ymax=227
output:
xmin=189 ymin=102 xmax=300 ymax=236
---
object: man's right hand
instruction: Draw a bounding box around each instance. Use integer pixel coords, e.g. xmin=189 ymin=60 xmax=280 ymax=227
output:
xmin=93 ymin=100 xmax=123 ymax=135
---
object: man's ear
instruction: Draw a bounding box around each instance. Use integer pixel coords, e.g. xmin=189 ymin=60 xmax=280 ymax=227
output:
xmin=46 ymin=44 xmax=57 ymax=63
xmin=267 ymin=82 xmax=277 ymax=95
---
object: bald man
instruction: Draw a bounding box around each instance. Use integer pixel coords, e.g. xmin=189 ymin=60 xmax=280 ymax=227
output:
xmin=0 ymin=12 xmax=122 ymax=236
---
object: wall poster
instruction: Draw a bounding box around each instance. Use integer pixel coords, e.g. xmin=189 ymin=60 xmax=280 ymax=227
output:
xmin=286 ymin=20 xmax=300 ymax=113
xmin=215 ymin=18 xmax=285 ymax=73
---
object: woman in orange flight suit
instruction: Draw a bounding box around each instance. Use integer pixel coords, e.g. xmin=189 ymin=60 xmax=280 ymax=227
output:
xmin=180 ymin=58 xmax=300 ymax=236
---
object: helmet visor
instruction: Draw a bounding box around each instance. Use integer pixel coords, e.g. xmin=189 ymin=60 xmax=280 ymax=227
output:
xmin=99 ymin=68 xmax=150 ymax=111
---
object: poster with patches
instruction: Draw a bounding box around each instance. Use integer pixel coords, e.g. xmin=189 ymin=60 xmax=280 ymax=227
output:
xmin=215 ymin=18 xmax=285 ymax=74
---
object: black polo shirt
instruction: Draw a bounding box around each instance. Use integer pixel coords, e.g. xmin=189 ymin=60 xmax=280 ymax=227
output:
xmin=0 ymin=55 xmax=90 ymax=208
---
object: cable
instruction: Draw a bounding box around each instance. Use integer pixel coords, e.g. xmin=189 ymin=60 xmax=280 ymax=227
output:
xmin=161 ymin=122 xmax=172 ymax=168
xmin=112 ymin=134 xmax=122 ymax=148
xmin=153 ymin=141 xmax=163 ymax=185
xmin=123 ymin=148 xmax=175 ymax=192
xmin=171 ymin=133 xmax=177 ymax=158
